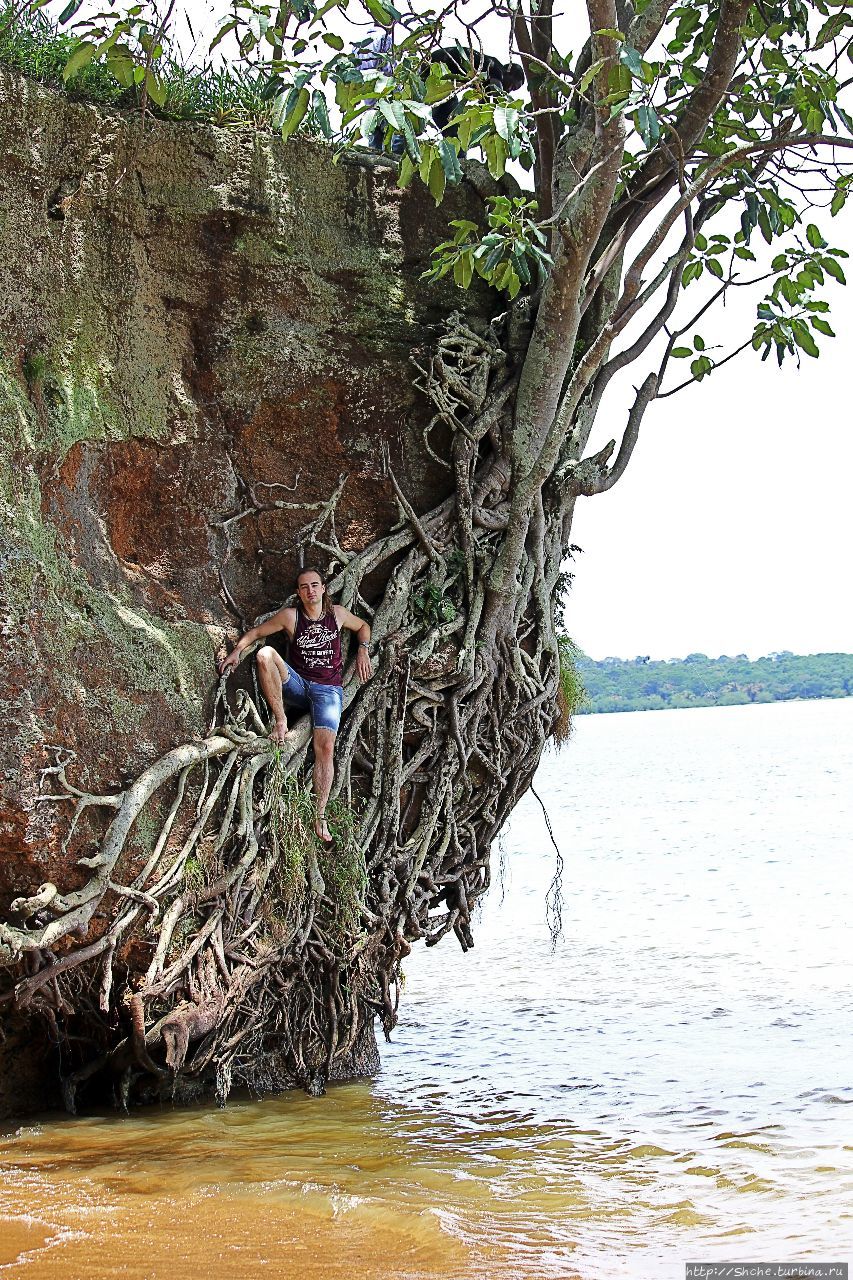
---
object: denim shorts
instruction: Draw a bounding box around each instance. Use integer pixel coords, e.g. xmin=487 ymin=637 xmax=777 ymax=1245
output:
xmin=281 ymin=664 xmax=343 ymax=733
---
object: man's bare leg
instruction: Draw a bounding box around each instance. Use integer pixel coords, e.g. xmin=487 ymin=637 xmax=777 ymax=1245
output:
xmin=256 ymin=646 xmax=293 ymax=745
xmin=313 ymin=728 xmax=336 ymax=842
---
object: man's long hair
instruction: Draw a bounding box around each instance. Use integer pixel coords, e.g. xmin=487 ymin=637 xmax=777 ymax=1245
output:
xmin=295 ymin=564 xmax=331 ymax=617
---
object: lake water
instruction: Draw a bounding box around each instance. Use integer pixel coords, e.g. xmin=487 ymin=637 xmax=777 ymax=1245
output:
xmin=1 ymin=699 xmax=851 ymax=1279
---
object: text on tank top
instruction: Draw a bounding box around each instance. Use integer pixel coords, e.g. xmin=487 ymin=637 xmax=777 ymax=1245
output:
xmin=289 ymin=607 xmax=343 ymax=686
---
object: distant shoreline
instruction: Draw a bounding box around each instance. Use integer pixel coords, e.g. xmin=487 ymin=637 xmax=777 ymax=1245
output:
xmin=574 ymin=651 xmax=853 ymax=715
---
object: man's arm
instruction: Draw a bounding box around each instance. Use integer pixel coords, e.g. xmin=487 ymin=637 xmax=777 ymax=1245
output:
xmin=219 ymin=607 xmax=295 ymax=675
xmin=333 ymin=605 xmax=373 ymax=683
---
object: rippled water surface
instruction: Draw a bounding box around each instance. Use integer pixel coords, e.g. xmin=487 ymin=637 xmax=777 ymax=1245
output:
xmin=2 ymin=699 xmax=852 ymax=1279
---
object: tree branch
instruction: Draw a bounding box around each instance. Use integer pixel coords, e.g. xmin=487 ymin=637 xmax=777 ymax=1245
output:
xmin=628 ymin=0 xmax=679 ymax=53
xmin=590 ymin=0 xmax=752 ymax=290
xmin=570 ymin=371 xmax=659 ymax=495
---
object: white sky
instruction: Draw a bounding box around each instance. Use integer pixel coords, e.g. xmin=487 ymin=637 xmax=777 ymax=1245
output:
xmin=568 ymin=236 xmax=853 ymax=660
xmin=121 ymin=2 xmax=853 ymax=659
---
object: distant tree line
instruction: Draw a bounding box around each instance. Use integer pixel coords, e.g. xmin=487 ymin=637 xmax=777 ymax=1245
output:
xmin=574 ymin=651 xmax=853 ymax=715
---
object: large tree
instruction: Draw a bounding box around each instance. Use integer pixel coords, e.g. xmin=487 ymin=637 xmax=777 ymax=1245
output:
xmin=2 ymin=0 xmax=851 ymax=1106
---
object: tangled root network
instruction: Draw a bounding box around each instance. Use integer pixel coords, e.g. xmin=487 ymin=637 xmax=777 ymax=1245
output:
xmin=0 ymin=314 xmax=569 ymax=1110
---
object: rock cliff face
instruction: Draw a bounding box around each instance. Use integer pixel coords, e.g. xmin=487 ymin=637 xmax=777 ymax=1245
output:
xmin=0 ymin=69 xmax=495 ymax=1113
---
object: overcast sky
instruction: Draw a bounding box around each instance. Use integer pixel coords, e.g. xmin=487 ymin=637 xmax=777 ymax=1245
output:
xmin=568 ymin=246 xmax=853 ymax=660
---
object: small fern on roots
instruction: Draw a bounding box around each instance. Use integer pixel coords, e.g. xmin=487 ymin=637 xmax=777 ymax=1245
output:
xmin=554 ymin=633 xmax=587 ymax=747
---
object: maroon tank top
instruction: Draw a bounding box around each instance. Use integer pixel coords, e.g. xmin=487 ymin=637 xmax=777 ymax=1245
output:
xmin=289 ymin=607 xmax=342 ymax=686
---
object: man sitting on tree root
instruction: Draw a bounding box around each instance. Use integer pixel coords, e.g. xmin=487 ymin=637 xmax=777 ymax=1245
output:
xmin=219 ymin=566 xmax=372 ymax=842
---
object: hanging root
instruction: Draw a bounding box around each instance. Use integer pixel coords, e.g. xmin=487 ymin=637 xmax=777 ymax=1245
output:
xmin=1 ymin=313 xmax=577 ymax=1109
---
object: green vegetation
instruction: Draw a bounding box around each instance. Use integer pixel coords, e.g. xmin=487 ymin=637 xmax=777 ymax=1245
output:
xmin=0 ymin=4 xmax=319 ymax=128
xmin=319 ymin=796 xmax=368 ymax=945
xmin=266 ymin=760 xmax=312 ymax=915
xmin=576 ymin=651 xmax=853 ymax=715
xmin=554 ymin=634 xmax=586 ymax=746
xmin=265 ymin=756 xmax=367 ymax=946
xmin=0 ymin=3 xmax=126 ymax=104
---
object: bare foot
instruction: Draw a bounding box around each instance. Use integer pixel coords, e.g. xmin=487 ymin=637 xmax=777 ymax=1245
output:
xmin=315 ymin=816 xmax=332 ymax=843
xmin=269 ymin=720 xmax=292 ymax=746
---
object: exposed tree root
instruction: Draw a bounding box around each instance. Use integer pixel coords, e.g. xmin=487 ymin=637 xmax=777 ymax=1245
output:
xmin=0 ymin=311 xmax=572 ymax=1111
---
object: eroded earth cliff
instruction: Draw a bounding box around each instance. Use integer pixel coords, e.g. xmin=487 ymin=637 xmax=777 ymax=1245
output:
xmin=0 ymin=68 xmax=498 ymax=1113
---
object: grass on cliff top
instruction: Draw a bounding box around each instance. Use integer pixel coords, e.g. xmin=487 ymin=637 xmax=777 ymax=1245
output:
xmin=0 ymin=4 xmax=322 ymax=130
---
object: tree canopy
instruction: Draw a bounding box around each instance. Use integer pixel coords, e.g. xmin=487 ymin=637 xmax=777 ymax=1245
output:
xmin=575 ymin=649 xmax=853 ymax=712
xmin=28 ymin=1 xmax=853 ymax=353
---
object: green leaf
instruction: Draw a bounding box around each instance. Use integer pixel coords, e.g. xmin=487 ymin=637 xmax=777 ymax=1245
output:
xmin=428 ymin=157 xmax=446 ymax=205
xmin=482 ymin=133 xmax=507 ymax=180
xmin=106 ymin=46 xmax=135 ymax=88
xmin=378 ymin=99 xmax=405 ymax=133
xmin=323 ymin=32 xmax=344 ymax=50
xmin=57 ymin=0 xmax=83 ymax=23
xmin=681 ymin=260 xmax=702 ymax=286
xmin=62 ymin=41 xmax=97 ymax=83
xmin=761 ymin=47 xmax=788 ymax=72
xmin=805 ymin=106 xmax=824 ymax=133
xmin=619 ymin=44 xmax=643 ymax=77
xmin=424 ymin=72 xmax=454 ymax=106
xmin=822 ymin=256 xmax=847 ymax=284
xmin=312 ymin=90 xmax=332 ymax=138
xmin=281 ymin=86 xmax=310 ymax=142
xmin=707 ymin=258 xmax=723 ymax=279
xmin=482 ymin=244 xmax=506 ymax=276
xmin=512 ymin=250 xmax=531 ymax=287
xmin=401 ymin=99 xmax=432 ymax=121
xmin=400 ymin=116 xmax=420 ymax=161
xmin=364 ymin=0 xmax=393 ymax=25
xmin=453 ymin=253 xmax=473 ymax=289
xmin=454 ymin=112 xmax=473 ymax=152
xmin=418 ymin=145 xmax=435 ymax=186
xmin=579 ymin=57 xmax=606 ymax=96
xmin=836 ymin=106 xmax=853 ymax=138
xmin=262 ymin=74 xmax=285 ymax=103
xmin=810 ymin=316 xmax=835 ymax=337
xmin=450 ymin=219 xmax=478 ymax=242
xmin=144 ymin=70 xmax=166 ymax=108
xmin=493 ymin=105 xmax=518 ymax=143
xmin=671 ymin=347 xmax=693 ymax=358
xmin=594 ymin=28 xmax=625 ymax=41
xmin=792 ymin=320 xmax=819 ymax=358
xmin=635 ymin=103 xmax=660 ymax=146
xmin=438 ymin=138 xmax=461 ymax=184
xmin=806 ymin=223 xmax=826 ymax=249
xmin=693 ymin=334 xmax=705 ymax=351
xmin=813 ymin=12 xmax=849 ymax=49
xmin=607 ymin=62 xmax=632 ymax=99
xmin=394 ymin=153 xmax=414 ymax=188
